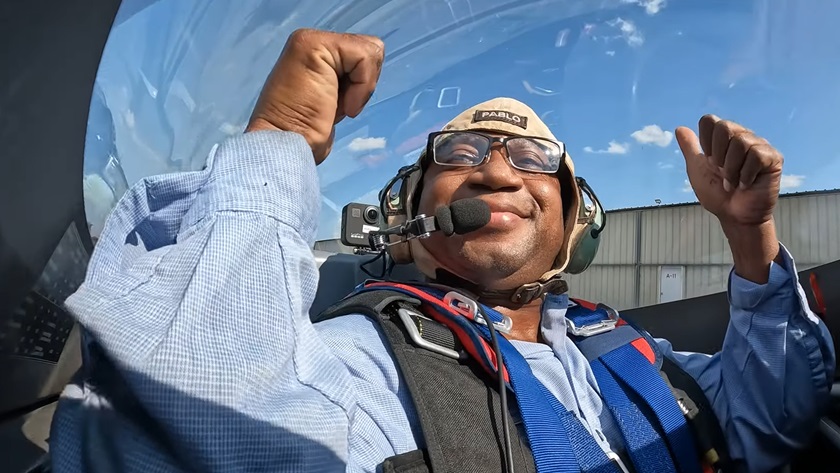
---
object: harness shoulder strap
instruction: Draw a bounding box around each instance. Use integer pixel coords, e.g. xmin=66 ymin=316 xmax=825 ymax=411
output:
xmin=567 ymin=298 xmax=736 ymax=473
xmin=312 ymin=288 xmax=418 ymax=323
xmin=314 ymin=288 xmax=536 ymax=473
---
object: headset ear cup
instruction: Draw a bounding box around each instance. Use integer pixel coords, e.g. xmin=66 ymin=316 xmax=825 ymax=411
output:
xmin=382 ymin=162 xmax=423 ymax=266
xmin=563 ymin=225 xmax=602 ymax=274
xmin=558 ymin=175 xmax=606 ymax=275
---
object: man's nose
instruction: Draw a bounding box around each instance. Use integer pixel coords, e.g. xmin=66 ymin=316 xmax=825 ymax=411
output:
xmin=466 ymin=147 xmax=524 ymax=191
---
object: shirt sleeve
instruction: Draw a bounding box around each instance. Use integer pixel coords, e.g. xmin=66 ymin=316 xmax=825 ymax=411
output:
xmin=656 ymin=244 xmax=836 ymax=473
xmin=50 ymin=131 xmax=363 ymax=473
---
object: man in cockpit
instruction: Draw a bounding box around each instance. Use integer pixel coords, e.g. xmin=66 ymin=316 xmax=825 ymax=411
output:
xmin=51 ymin=29 xmax=835 ymax=473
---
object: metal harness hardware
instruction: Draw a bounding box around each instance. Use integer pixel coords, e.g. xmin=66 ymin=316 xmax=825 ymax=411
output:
xmin=396 ymin=307 xmax=464 ymax=361
xmin=566 ymin=303 xmax=619 ymax=337
xmin=443 ymin=290 xmax=513 ymax=334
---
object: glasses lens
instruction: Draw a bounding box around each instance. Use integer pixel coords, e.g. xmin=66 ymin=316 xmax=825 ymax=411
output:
xmin=432 ymin=132 xmax=491 ymax=167
xmin=431 ymin=132 xmax=565 ymax=174
xmin=506 ymin=137 xmax=564 ymax=173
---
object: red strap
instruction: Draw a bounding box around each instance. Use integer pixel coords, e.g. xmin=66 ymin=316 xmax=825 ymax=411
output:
xmin=631 ymin=338 xmax=656 ymax=364
xmin=366 ymin=282 xmax=510 ymax=383
xmin=368 ymin=283 xmax=659 ymax=377
xmin=809 ymin=273 xmax=827 ymax=319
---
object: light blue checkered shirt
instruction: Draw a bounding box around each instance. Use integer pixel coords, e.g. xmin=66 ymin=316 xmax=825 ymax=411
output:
xmin=51 ymin=131 xmax=835 ymax=473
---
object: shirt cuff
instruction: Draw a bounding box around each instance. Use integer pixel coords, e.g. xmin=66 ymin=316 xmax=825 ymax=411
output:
xmin=728 ymin=243 xmax=797 ymax=315
xmin=180 ymin=130 xmax=321 ymax=244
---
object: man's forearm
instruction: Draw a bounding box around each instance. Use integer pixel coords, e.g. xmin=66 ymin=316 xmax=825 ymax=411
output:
xmin=722 ymin=219 xmax=783 ymax=284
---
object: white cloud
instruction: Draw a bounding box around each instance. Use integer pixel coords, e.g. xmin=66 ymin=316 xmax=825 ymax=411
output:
xmin=606 ymin=141 xmax=631 ymax=154
xmin=623 ymin=0 xmax=667 ymax=15
xmin=606 ymin=50 xmax=616 ymax=56
xmin=631 ymin=124 xmax=674 ymax=147
xmin=584 ymin=141 xmax=630 ymax=155
xmin=607 ymin=18 xmax=644 ymax=47
xmin=657 ymin=161 xmax=674 ymax=170
xmin=641 ymin=0 xmax=666 ymax=14
xmin=348 ymin=136 xmax=387 ymax=152
xmin=682 ymin=179 xmax=693 ymax=193
xmin=674 ymin=148 xmax=681 ymax=154
xmin=780 ymin=174 xmax=805 ymax=190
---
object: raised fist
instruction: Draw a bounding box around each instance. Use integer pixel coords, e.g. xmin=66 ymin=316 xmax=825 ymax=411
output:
xmin=247 ymin=29 xmax=385 ymax=164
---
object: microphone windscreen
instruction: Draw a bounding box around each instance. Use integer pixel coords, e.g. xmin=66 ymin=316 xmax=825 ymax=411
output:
xmin=434 ymin=205 xmax=455 ymax=236
xmin=449 ymin=198 xmax=491 ymax=235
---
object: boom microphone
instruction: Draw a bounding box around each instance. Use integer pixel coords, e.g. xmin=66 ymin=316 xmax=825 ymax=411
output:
xmin=368 ymin=198 xmax=491 ymax=250
xmin=435 ymin=199 xmax=491 ymax=236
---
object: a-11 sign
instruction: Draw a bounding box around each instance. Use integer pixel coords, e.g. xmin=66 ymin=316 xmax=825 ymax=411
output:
xmin=659 ymin=265 xmax=685 ymax=303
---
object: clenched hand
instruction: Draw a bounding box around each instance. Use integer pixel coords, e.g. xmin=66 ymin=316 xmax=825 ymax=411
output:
xmin=247 ymin=29 xmax=385 ymax=164
xmin=676 ymin=115 xmax=783 ymax=229
xmin=676 ymin=115 xmax=784 ymax=283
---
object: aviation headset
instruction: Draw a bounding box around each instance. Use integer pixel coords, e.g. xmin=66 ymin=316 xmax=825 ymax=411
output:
xmin=377 ymin=97 xmax=606 ymax=304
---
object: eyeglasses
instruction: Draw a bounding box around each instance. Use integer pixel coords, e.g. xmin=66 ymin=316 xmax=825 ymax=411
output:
xmin=427 ymin=131 xmax=566 ymax=174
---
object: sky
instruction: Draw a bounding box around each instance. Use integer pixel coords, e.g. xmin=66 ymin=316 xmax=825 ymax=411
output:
xmin=85 ymin=0 xmax=840 ymax=241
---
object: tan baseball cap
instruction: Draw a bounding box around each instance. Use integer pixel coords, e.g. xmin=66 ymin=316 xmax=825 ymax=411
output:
xmin=439 ymin=97 xmax=575 ymax=176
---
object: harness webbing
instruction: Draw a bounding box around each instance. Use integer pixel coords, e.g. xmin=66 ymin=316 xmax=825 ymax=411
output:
xmin=566 ymin=298 xmax=703 ymax=473
xmin=318 ymin=281 xmax=733 ymax=473
xmin=360 ymin=283 xmax=619 ymax=473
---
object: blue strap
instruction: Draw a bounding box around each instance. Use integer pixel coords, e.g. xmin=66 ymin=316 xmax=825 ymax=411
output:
xmin=567 ymin=300 xmax=703 ymax=473
xmin=538 ymin=383 xmax=622 ymax=473
xmin=602 ymin=345 xmax=702 ymax=473
xmin=568 ymin=304 xmax=613 ymax=327
xmin=491 ymin=329 xmax=580 ymax=473
xmin=479 ymin=306 xmax=620 ymax=473
xmin=591 ymin=359 xmax=678 ymax=473
xmin=423 ymin=300 xmax=583 ymax=473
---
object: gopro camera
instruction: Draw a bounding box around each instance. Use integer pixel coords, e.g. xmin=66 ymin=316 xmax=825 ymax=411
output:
xmin=340 ymin=202 xmax=381 ymax=247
